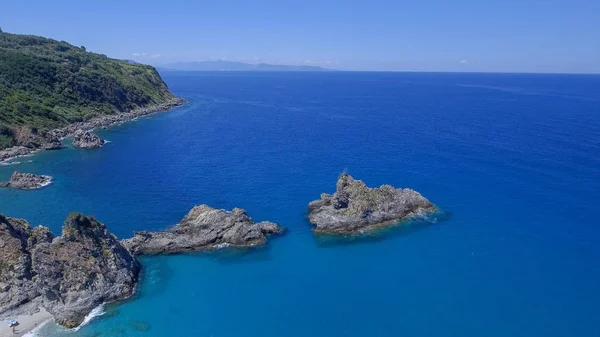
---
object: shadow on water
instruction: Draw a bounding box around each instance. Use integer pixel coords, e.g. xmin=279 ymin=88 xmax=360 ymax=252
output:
xmin=312 ymin=210 xmax=452 ymax=248
xmin=185 ymin=231 xmax=285 ymax=265
xmin=134 ymin=256 xmax=175 ymax=299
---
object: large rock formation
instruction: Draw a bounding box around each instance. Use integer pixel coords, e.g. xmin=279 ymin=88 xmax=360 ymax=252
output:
xmin=122 ymin=205 xmax=282 ymax=255
xmin=0 ymin=171 xmax=52 ymax=189
xmin=72 ymin=130 xmax=105 ymax=149
xmin=308 ymin=173 xmax=436 ymax=233
xmin=0 ymin=213 xmax=140 ymax=328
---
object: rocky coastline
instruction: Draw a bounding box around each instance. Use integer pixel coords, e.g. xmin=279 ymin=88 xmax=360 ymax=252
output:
xmin=1 ymin=206 xmax=282 ymax=328
xmin=122 ymin=204 xmax=283 ymax=255
xmin=0 ymin=213 xmax=140 ymax=328
xmin=308 ymin=173 xmax=436 ymax=234
xmin=0 ymin=97 xmax=184 ymax=162
xmin=0 ymin=171 xmax=52 ymax=189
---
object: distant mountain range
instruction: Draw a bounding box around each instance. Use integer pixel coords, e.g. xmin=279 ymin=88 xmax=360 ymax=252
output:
xmin=158 ymin=61 xmax=333 ymax=72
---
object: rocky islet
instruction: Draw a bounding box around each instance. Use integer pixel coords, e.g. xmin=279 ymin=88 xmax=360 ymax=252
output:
xmin=72 ymin=130 xmax=106 ymax=149
xmin=122 ymin=204 xmax=283 ymax=255
xmin=308 ymin=173 xmax=436 ymax=233
xmin=0 ymin=171 xmax=52 ymax=189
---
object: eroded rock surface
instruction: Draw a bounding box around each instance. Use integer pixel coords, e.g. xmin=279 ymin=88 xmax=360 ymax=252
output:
xmin=0 ymin=171 xmax=52 ymax=189
xmin=308 ymin=173 xmax=435 ymax=233
xmin=122 ymin=205 xmax=282 ymax=255
xmin=0 ymin=213 xmax=140 ymax=328
xmin=72 ymin=130 xmax=105 ymax=149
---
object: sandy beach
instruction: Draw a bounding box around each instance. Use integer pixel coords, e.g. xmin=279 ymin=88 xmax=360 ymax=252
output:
xmin=0 ymin=308 xmax=53 ymax=337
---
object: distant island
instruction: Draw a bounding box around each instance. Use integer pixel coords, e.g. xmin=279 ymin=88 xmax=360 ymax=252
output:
xmin=0 ymin=30 xmax=182 ymax=154
xmin=159 ymin=60 xmax=333 ymax=72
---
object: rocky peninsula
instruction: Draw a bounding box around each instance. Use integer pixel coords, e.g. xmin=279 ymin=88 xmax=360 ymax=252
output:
xmin=0 ymin=171 xmax=52 ymax=189
xmin=0 ymin=213 xmax=140 ymax=328
xmin=122 ymin=205 xmax=283 ymax=255
xmin=308 ymin=173 xmax=436 ymax=233
xmin=0 ymin=97 xmax=184 ymax=162
xmin=72 ymin=130 xmax=106 ymax=149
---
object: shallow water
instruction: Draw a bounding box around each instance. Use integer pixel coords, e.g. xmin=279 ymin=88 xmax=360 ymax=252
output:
xmin=2 ymin=72 xmax=599 ymax=337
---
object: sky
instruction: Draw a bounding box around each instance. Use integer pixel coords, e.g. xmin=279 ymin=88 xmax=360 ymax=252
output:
xmin=1 ymin=0 xmax=599 ymax=73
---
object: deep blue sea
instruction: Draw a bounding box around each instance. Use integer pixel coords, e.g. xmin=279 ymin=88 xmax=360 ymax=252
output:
xmin=1 ymin=72 xmax=600 ymax=337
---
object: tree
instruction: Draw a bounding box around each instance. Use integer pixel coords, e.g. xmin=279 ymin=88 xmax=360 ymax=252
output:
xmin=81 ymin=45 xmax=86 ymax=51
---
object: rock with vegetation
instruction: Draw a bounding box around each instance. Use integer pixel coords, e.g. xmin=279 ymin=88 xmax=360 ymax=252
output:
xmin=0 ymin=30 xmax=181 ymax=153
xmin=72 ymin=129 xmax=105 ymax=149
xmin=122 ymin=205 xmax=283 ymax=255
xmin=0 ymin=171 xmax=52 ymax=189
xmin=307 ymin=173 xmax=436 ymax=233
xmin=0 ymin=213 xmax=140 ymax=328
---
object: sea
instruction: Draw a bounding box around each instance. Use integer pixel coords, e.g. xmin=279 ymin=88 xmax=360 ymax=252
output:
xmin=1 ymin=71 xmax=599 ymax=337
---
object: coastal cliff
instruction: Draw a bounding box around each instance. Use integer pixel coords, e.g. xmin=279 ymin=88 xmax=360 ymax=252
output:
xmin=308 ymin=173 xmax=435 ymax=233
xmin=0 ymin=30 xmax=183 ymax=159
xmin=122 ymin=205 xmax=283 ymax=255
xmin=0 ymin=213 xmax=140 ymax=328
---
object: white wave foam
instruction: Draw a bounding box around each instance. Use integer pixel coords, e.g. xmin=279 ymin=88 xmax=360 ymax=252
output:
xmin=0 ymin=161 xmax=20 ymax=166
xmin=214 ymin=243 xmax=231 ymax=249
xmin=407 ymin=209 xmax=439 ymax=223
xmin=39 ymin=176 xmax=53 ymax=188
xmin=22 ymin=318 xmax=52 ymax=337
xmin=72 ymin=304 xmax=105 ymax=331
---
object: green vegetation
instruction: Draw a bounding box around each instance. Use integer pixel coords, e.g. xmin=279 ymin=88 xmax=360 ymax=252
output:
xmin=0 ymin=31 xmax=176 ymax=149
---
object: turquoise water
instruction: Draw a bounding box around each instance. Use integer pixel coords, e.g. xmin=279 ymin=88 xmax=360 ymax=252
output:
xmin=2 ymin=72 xmax=600 ymax=337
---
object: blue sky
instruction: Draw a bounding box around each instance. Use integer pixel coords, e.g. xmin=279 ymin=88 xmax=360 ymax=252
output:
xmin=1 ymin=0 xmax=599 ymax=73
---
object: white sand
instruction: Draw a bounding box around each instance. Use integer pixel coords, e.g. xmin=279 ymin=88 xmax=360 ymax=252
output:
xmin=0 ymin=308 xmax=53 ymax=337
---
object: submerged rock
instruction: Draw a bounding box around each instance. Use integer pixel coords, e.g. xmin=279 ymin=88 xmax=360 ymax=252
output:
xmin=0 ymin=171 xmax=52 ymax=189
xmin=72 ymin=130 xmax=105 ymax=149
xmin=307 ymin=173 xmax=436 ymax=233
xmin=122 ymin=205 xmax=283 ymax=255
xmin=0 ymin=213 xmax=140 ymax=328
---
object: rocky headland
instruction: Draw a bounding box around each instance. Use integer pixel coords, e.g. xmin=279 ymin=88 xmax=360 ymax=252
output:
xmin=0 ymin=206 xmax=282 ymax=328
xmin=308 ymin=173 xmax=436 ymax=233
xmin=0 ymin=171 xmax=52 ymax=189
xmin=0 ymin=213 xmax=140 ymax=328
xmin=122 ymin=204 xmax=283 ymax=255
xmin=0 ymin=97 xmax=184 ymax=162
xmin=72 ymin=130 xmax=105 ymax=149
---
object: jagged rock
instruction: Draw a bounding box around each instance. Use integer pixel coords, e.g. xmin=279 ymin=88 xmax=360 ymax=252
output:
xmin=0 ymin=171 xmax=52 ymax=189
xmin=72 ymin=130 xmax=105 ymax=149
xmin=1 ymin=97 xmax=184 ymax=162
xmin=122 ymin=205 xmax=283 ymax=255
xmin=40 ymin=134 xmax=64 ymax=150
xmin=0 ymin=146 xmax=32 ymax=162
xmin=0 ymin=213 xmax=140 ymax=328
xmin=308 ymin=173 xmax=436 ymax=233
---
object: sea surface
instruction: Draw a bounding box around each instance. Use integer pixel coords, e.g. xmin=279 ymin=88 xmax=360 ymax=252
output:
xmin=1 ymin=72 xmax=600 ymax=337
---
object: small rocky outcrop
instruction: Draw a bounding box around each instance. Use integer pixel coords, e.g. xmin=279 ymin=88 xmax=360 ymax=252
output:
xmin=0 ymin=146 xmax=32 ymax=161
xmin=72 ymin=130 xmax=105 ymax=149
xmin=0 ymin=213 xmax=140 ymax=328
xmin=0 ymin=171 xmax=52 ymax=189
xmin=307 ymin=173 xmax=436 ymax=233
xmin=122 ymin=205 xmax=283 ymax=255
xmin=40 ymin=134 xmax=64 ymax=150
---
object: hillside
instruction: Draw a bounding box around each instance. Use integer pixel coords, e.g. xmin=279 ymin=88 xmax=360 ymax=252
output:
xmin=0 ymin=30 xmax=178 ymax=149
